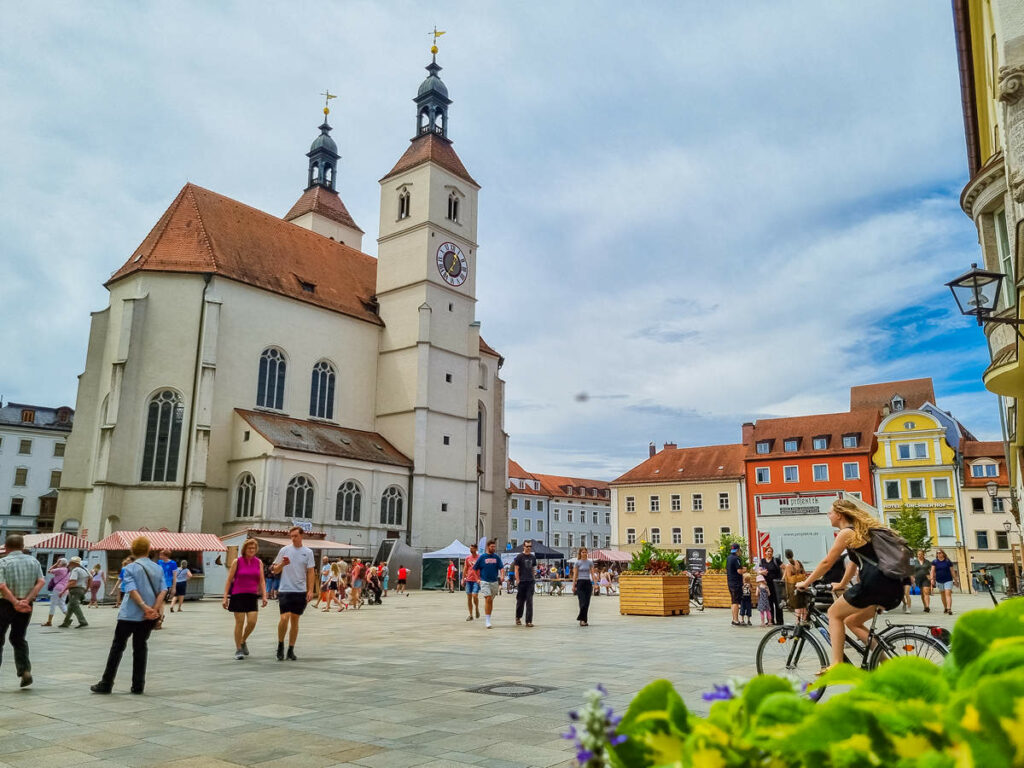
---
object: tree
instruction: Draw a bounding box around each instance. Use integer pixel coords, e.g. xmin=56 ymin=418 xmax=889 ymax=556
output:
xmin=888 ymin=505 xmax=932 ymax=553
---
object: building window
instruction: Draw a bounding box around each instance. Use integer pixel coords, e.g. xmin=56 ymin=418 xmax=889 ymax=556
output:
xmin=525 ymin=500 xmax=532 ymax=511
xmin=812 ymin=436 xmax=827 ymax=450
xmin=9 ymin=498 xmax=23 ymax=516
xmin=13 ymin=468 xmax=27 ymax=486
xmin=380 ymin=486 xmax=404 ymax=526
xmin=511 ymin=518 xmax=518 ymax=531
xmin=718 ymin=492 xmax=730 ymax=510
xmin=755 ymin=467 xmax=770 ymax=484
xmin=936 ymin=516 xmax=954 ymax=538
xmin=626 ymin=529 xmax=636 ymax=545
xmin=995 ymin=209 xmax=1015 ymax=309
xmin=537 ymin=501 xmax=544 ymax=512
xmin=511 ymin=498 xmax=518 ymax=510
xmin=784 ymin=439 xmax=798 ymax=453
xmin=445 ymin=373 xmax=453 ymax=383
xmin=843 ymin=462 xmax=860 ymax=480
xmin=693 ymin=527 xmax=704 ymax=545
xmin=285 ymin=476 xmax=314 ymax=519
xmin=720 ymin=526 xmax=731 ymax=537
xmin=756 ymin=441 xmax=771 ymax=454
xmin=692 ymin=493 xmax=703 ymax=511
xmin=335 ymin=480 xmax=361 ymax=522
xmin=604 ymin=535 xmax=611 ymax=547
xmin=993 ymin=497 xmax=1006 ymax=513
xmin=309 ymin=360 xmax=336 ymax=420
xmin=49 ymin=471 xmax=61 ymax=488
xmin=53 ymin=442 xmax=65 ymax=457
xmin=568 ymin=532 xmax=575 ymax=547
xmin=443 ymin=435 xmax=450 ymax=445
xmin=510 ymin=539 xmax=518 ymax=548
xmin=18 ymin=439 xmax=31 ymax=455
xmin=524 ymin=518 xmax=532 ymax=532
xmin=536 ymin=520 xmax=544 ymax=533
xmin=847 ymin=491 xmax=862 ymax=500
xmin=625 ymin=496 xmax=635 ymax=513
xmin=567 ymin=510 xmax=574 ymax=523
xmin=651 ymin=528 xmax=661 ymax=544
xmin=908 ymin=479 xmax=925 ymax=499
xmin=996 ymin=530 xmax=1010 ymax=549
xmin=970 ymin=463 xmax=999 ymax=478
xmin=257 ymin=348 xmax=286 ymax=410
xmin=976 ymin=531 xmax=989 ymax=549
xmin=812 ymin=464 xmax=828 ymax=482
xmin=590 ymin=510 xmax=597 ymax=524
xmin=235 ymin=473 xmax=256 ymax=518
xmin=842 ymin=434 xmax=859 ymax=448
xmin=884 ymin=480 xmax=900 ymax=500
xmin=604 ymin=511 xmax=611 ymax=525
xmin=398 ymin=189 xmax=411 ymax=219
xmin=671 ymin=527 xmax=682 ymax=545
xmin=932 ymin=478 xmax=951 ymax=499
xmin=971 ymin=497 xmax=985 ymax=513
xmin=650 ymin=496 xmax=660 ymax=512
xmin=553 ymin=508 xmax=559 ymax=521
xmin=447 ymin=192 xmax=460 ymax=222
xmin=553 ymin=532 xmax=561 ymax=547
xmin=892 ymin=396 xmax=905 ymax=411
xmin=897 ymin=443 xmax=928 ymax=460
xmin=783 ymin=466 xmax=799 ymax=483
xmin=141 ymin=390 xmax=184 ymax=482
xmin=479 ymin=362 xmax=488 ymax=389
xmin=670 ymin=494 xmax=681 ymax=511
xmin=20 ymin=409 xmax=35 ymax=423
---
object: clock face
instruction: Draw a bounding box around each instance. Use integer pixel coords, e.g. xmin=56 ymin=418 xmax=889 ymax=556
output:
xmin=436 ymin=242 xmax=469 ymax=286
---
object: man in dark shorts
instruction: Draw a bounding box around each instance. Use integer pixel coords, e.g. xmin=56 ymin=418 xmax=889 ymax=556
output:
xmin=726 ymin=543 xmax=747 ymax=627
xmin=271 ymin=527 xmax=315 ymax=661
xmin=396 ymin=565 xmax=408 ymax=595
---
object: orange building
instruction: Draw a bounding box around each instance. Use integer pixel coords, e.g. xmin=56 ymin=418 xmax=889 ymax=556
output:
xmin=743 ymin=410 xmax=879 ymax=564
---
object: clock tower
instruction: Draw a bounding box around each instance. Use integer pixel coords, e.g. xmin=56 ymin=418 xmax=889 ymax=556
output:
xmin=375 ymin=51 xmax=486 ymax=547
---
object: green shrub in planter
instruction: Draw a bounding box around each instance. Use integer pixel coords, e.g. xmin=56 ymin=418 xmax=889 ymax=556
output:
xmin=567 ymin=599 xmax=1024 ymax=767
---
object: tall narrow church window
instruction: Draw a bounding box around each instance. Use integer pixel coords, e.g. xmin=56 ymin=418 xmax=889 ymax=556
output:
xmin=309 ymin=360 xmax=336 ymax=420
xmin=285 ymin=475 xmax=314 ymax=519
xmin=380 ymin=486 xmax=404 ymax=526
xmin=257 ymin=348 xmax=286 ymax=410
xmin=140 ymin=390 xmax=184 ymax=482
xmin=477 ymin=402 xmax=486 ymax=471
xmin=447 ymin=192 xmax=460 ymax=222
xmin=235 ymin=473 xmax=256 ymax=518
xmin=398 ymin=189 xmax=411 ymax=219
xmin=336 ymin=480 xmax=361 ymax=522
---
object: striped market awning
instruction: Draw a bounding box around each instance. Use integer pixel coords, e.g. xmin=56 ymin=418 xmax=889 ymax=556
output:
xmin=91 ymin=530 xmax=227 ymax=552
xmin=1 ymin=532 xmax=93 ymax=554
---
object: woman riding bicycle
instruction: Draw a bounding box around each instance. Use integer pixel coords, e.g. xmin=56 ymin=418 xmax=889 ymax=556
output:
xmin=796 ymin=498 xmax=903 ymax=674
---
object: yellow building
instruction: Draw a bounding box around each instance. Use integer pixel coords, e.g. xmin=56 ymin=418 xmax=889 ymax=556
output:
xmin=873 ymin=411 xmax=968 ymax=589
xmin=610 ymin=443 xmax=746 ymax=555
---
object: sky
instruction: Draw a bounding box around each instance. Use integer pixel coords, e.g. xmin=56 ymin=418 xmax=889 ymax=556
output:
xmin=0 ymin=2 xmax=1001 ymax=480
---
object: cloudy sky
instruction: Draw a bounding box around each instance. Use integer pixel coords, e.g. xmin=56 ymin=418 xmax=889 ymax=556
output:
xmin=0 ymin=2 xmax=999 ymax=479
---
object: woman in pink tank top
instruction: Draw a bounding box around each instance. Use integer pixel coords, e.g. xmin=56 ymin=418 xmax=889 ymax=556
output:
xmin=222 ymin=539 xmax=267 ymax=660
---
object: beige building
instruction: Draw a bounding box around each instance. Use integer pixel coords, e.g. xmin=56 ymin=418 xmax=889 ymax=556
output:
xmin=961 ymin=440 xmax=1019 ymax=590
xmin=611 ymin=443 xmax=746 ymax=555
xmin=56 ymin=55 xmax=508 ymax=551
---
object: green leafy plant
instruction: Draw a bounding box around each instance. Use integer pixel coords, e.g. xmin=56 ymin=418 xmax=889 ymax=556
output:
xmin=888 ymin=505 xmax=932 ymax=553
xmin=628 ymin=541 xmax=683 ymax=574
xmin=573 ymin=599 xmax=1024 ymax=767
xmin=706 ymin=533 xmax=750 ymax=572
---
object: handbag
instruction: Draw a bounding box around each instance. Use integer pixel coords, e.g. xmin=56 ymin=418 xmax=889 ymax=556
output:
xmin=47 ymin=577 xmax=56 ymax=590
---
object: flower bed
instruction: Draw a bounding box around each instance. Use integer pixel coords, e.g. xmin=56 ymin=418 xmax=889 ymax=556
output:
xmin=618 ymin=573 xmax=690 ymax=616
xmin=699 ymin=571 xmax=732 ymax=608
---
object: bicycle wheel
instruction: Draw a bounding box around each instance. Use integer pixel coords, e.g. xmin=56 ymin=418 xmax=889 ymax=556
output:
xmin=690 ymin=580 xmax=704 ymax=611
xmin=756 ymin=624 xmax=828 ymax=692
xmin=869 ymin=629 xmax=949 ymax=669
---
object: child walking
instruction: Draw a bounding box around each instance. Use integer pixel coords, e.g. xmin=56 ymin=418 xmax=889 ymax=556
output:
xmin=739 ymin=572 xmax=754 ymax=625
xmin=756 ymin=573 xmax=771 ymax=626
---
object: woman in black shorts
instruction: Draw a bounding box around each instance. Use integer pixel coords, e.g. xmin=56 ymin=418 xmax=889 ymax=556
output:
xmin=222 ymin=539 xmax=267 ymax=660
xmin=912 ymin=550 xmax=932 ymax=612
xmin=797 ymin=498 xmax=903 ymax=673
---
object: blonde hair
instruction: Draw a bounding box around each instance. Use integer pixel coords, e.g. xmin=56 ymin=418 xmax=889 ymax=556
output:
xmin=832 ymin=499 xmax=885 ymax=548
xmin=241 ymin=539 xmax=259 ymax=557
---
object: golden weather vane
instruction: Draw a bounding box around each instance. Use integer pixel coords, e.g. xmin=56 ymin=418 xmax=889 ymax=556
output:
xmin=430 ymin=26 xmax=446 ymax=55
xmin=320 ymin=89 xmax=337 ymax=116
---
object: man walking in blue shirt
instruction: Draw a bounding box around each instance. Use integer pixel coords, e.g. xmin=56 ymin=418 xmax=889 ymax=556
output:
xmin=473 ymin=539 xmax=505 ymax=629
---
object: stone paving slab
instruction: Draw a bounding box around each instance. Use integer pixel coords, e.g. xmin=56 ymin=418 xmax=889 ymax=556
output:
xmin=0 ymin=591 xmax=983 ymax=767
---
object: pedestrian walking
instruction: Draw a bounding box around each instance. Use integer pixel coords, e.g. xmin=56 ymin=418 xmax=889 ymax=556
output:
xmin=380 ymin=562 xmax=389 ymax=598
xmin=472 ymin=539 xmax=505 ymax=629
xmin=155 ymin=550 xmax=176 ymax=628
xmin=321 ymin=561 xmax=341 ymax=612
xmin=912 ymin=550 xmax=932 ymax=613
xmin=573 ymin=547 xmax=593 ymax=627
xmin=756 ymin=574 xmax=772 ymax=626
xmin=396 ymin=565 xmax=408 ymax=595
xmin=513 ymin=540 xmax=538 ymax=627
xmin=88 ymin=564 xmax=105 ymax=607
xmin=727 ymin=543 xmax=747 ymax=627
xmin=40 ymin=558 xmax=68 ymax=627
xmin=114 ymin=557 xmax=133 ymax=609
xmin=169 ymin=560 xmax=191 ymax=612
xmin=0 ymin=534 xmax=45 ymax=688
xmin=445 ymin=560 xmax=457 ymax=593
xmin=930 ymin=550 xmax=958 ymax=615
xmin=782 ymin=550 xmax=809 ymax=623
xmin=350 ymin=558 xmax=364 ymax=609
xmin=270 ymin=526 xmax=315 ymax=661
xmin=60 ymin=556 xmax=90 ymax=628
xmin=222 ymin=539 xmax=267 ymax=660
xmin=91 ymin=535 xmax=166 ymax=694
xmin=315 ymin=556 xmax=332 ymax=609
xmin=463 ymin=543 xmax=480 ymax=621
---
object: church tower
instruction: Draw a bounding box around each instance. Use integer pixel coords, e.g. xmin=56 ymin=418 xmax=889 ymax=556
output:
xmin=284 ymin=101 xmax=364 ymax=250
xmin=375 ymin=48 xmax=487 ymax=547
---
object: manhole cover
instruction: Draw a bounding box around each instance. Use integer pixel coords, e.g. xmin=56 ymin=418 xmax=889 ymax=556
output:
xmin=466 ymin=682 xmax=555 ymax=697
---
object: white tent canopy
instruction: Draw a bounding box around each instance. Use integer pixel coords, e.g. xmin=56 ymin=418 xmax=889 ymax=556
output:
xmin=422 ymin=540 xmax=471 ymax=559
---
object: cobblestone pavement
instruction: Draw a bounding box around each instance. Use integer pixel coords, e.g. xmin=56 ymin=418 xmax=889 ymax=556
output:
xmin=0 ymin=589 xmax=987 ymax=767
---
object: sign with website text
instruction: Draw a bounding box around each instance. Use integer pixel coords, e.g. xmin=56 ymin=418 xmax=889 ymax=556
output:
xmin=686 ymin=548 xmax=706 ymax=573
xmin=757 ymin=492 xmax=841 ymax=517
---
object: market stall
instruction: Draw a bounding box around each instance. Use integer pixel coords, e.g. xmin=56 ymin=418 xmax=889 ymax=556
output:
xmin=91 ymin=530 xmax=227 ymax=599
xmin=422 ymin=539 xmax=471 ymax=590
xmin=1 ymin=532 xmax=95 ymax=600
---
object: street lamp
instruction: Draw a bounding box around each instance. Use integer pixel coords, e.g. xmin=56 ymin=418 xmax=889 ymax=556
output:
xmin=947 ymin=264 xmax=1024 ymax=340
xmin=987 ymin=480 xmax=999 ymax=498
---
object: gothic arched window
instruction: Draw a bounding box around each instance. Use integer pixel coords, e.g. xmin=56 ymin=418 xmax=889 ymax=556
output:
xmin=257 ymin=348 xmax=286 ymax=410
xmin=309 ymin=360 xmax=336 ymax=420
xmin=380 ymin=486 xmax=404 ymax=526
xmin=447 ymin=191 xmax=460 ymax=222
xmin=235 ymin=473 xmax=256 ymax=518
xmin=398 ymin=189 xmax=411 ymax=219
xmin=285 ymin=475 xmax=314 ymax=519
xmin=141 ymin=390 xmax=184 ymax=482
xmin=336 ymin=480 xmax=361 ymax=522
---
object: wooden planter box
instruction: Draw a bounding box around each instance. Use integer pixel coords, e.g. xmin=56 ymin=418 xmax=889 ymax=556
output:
xmin=702 ymin=572 xmax=733 ymax=608
xmin=618 ymin=573 xmax=690 ymax=616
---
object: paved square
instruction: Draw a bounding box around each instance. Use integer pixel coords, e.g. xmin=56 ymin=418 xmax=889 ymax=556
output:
xmin=0 ymin=590 xmax=979 ymax=767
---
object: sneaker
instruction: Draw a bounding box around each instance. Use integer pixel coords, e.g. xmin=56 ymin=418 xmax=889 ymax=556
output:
xmin=515 ymin=618 xmax=522 ymax=626
xmin=466 ymin=616 xmax=473 ymax=621
xmin=903 ymin=606 xmax=910 ymax=613
xmin=924 ymin=607 xmax=930 ymax=613
xmin=90 ymin=683 xmax=112 ymax=694
xmin=276 ymin=645 xmax=284 ymax=661
xmin=485 ymin=617 xmax=492 ymax=629
xmin=241 ymin=642 xmax=249 ymax=656
xmin=75 ymin=623 xmax=89 ymax=628
xmin=286 ymin=648 xmax=297 ymax=661
xmin=19 ymin=673 xmax=32 ymax=688
xmin=234 ymin=650 xmax=245 ymax=660
xmin=130 ymin=687 xmax=144 ymax=695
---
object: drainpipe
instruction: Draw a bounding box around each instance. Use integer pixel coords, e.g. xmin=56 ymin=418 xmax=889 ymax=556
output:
xmin=405 ymin=465 xmax=414 ymax=547
xmin=178 ymin=273 xmax=213 ymax=533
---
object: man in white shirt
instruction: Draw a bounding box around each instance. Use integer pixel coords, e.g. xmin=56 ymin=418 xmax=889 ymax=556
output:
xmin=271 ymin=526 xmax=315 ymax=661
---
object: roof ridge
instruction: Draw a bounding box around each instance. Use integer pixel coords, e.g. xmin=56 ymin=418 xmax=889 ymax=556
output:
xmin=183 ymin=183 xmax=219 ymax=271
xmin=124 ymin=184 xmax=189 ymax=273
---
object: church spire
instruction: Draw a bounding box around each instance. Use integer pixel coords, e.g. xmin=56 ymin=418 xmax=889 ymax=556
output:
xmin=306 ymin=92 xmax=339 ymax=190
xmin=414 ymin=31 xmax=452 ymax=139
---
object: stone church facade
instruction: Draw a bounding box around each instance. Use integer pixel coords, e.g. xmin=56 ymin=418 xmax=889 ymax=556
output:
xmin=55 ymin=56 xmax=508 ymax=552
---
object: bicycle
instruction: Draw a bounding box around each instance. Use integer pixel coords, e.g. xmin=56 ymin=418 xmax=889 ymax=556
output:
xmin=755 ymin=585 xmax=949 ymax=695
xmin=688 ymin=571 xmax=704 ymax=611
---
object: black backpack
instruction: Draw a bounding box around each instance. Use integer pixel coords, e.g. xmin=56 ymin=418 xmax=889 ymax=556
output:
xmin=866 ymin=528 xmax=915 ymax=580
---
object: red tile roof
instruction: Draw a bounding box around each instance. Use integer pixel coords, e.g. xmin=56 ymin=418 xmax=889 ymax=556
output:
xmin=507 ymin=482 xmax=547 ymax=496
xmin=850 ymin=378 xmax=935 ymax=412
xmin=612 ymin=444 xmax=746 ymax=484
xmin=508 ymin=459 xmax=534 ymax=480
xmin=744 ymin=411 xmax=879 ymax=459
xmin=284 ymin=186 xmax=363 ymax=233
xmin=236 ymin=409 xmax=412 ymax=467
xmin=109 ymin=184 xmax=382 ymax=325
xmin=962 ymin=441 xmax=1009 ymax=487
xmin=532 ymin=473 xmax=610 ymax=499
xmin=380 ymin=133 xmax=478 ymax=187
xmin=479 ymin=336 xmax=501 ymax=358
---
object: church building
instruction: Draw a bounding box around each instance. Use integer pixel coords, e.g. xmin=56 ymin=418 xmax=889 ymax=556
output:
xmin=55 ymin=54 xmax=508 ymax=552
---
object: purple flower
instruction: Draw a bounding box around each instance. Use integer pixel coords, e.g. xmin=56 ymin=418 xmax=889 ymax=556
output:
xmin=702 ymin=684 xmax=734 ymax=702
xmin=609 ymin=734 xmax=627 ymax=747
xmin=577 ymin=749 xmax=594 ymax=763
xmin=561 ymin=726 xmax=577 ymax=740
xmin=596 ymin=683 xmax=608 ymax=695
xmin=569 ymin=710 xmax=580 ymax=721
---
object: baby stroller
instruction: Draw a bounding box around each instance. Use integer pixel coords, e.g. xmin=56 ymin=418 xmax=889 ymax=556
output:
xmin=365 ymin=574 xmax=383 ymax=605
